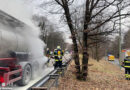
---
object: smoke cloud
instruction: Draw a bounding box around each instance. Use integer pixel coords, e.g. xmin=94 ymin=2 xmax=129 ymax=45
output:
xmin=0 ymin=0 xmax=47 ymax=71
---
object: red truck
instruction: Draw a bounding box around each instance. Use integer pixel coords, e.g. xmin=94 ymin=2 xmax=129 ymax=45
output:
xmin=0 ymin=55 xmax=30 ymax=87
xmin=0 ymin=10 xmax=41 ymax=87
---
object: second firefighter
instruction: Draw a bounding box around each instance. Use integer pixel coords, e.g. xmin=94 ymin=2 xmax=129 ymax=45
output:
xmin=54 ymin=46 xmax=64 ymax=69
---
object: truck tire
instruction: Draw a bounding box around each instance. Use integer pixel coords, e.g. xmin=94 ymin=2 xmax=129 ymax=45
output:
xmin=17 ymin=64 xmax=32 ymax=86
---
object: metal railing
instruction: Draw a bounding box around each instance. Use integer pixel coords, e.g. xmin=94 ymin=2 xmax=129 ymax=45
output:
xmin=27 ymin=58 xmax=71 ymax=90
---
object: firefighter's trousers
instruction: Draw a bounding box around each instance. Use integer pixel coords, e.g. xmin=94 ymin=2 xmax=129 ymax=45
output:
xmin=54 ymin=61 xmax=59 ymax=69
xmin=125 ymin=68 xmax=130 ymax=79
xmin=59 ymin=61 xmax=62 ymax=68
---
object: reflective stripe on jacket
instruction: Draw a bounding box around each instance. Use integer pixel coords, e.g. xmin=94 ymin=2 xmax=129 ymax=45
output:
xmin=124 ymin=58 xmax=130 ymax=68
xmin=54 ymin=49 xmax=63 ymax=61
xmin=125 ymin=74 xmax=130 ymax=78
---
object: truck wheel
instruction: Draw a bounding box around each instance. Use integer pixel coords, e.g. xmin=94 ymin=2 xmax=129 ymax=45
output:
xmin=17 ymin=64 xmax=32 ymax=86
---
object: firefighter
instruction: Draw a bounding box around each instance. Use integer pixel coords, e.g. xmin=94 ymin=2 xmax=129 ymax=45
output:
xmin=46 ymin=48 xmax=50 ymax=56
xmin=123 ymin=56 xmax=130 ymax=80
xmin=54 ymin=49 xmax=58 ymax=69
xmin=54 ymin=46 xmax=63 ymax=69
xmin=46 ymin=48 xmax=51 ymax=63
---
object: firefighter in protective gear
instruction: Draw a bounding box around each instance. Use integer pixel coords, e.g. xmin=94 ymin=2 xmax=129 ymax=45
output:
xmin=46 ymin=48 xmax=50 ymax=57
xmin=123 ymin=56 xmax=130 ymax=80
xmin=54 ymin=46 xmax=63 ymax=69
xmin=46 ymin=48 xmax=51 ymax=63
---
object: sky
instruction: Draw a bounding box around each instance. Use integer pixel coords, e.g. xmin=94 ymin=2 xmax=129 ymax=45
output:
xmin=28 ymin=0 xmax=130 ymax=42
xmin=1 ymin=0 xmax=129 ymax=43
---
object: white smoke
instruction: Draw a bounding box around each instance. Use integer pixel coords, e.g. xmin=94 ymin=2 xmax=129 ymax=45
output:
xmin=0 ymin=0 xmax=47 ymax=69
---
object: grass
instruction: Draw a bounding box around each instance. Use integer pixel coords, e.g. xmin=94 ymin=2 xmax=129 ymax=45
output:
xmin=51 ymin=58 xmax=130 ymax=90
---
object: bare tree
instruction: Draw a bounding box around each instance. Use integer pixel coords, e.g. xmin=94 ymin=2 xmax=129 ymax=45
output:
xmin=107 ymin=36 xmax=120 ymax=58
xmin=123 ymin=29 xmax=130 ymax=49
xmin=47 ymin=31 xmax=66 ymax=50
xmin=32 ymin=15 xmax=51 ymax=43
xmin=53 ymin=0 xmax=130 ymax=80
xmin=33 ymin=15 xmax=66 ymax=50
xmin=82 ymin=0 xmax=130 ymax=80
xmin=55 ymin=0 xmax=81 ymax=79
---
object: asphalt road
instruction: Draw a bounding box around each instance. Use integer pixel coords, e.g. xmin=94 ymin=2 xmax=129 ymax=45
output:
xmin=109 ymin=59 xmax=120 ymax=67
xmin=107 ymin=58 xmax=125 ymax=71
xmin=105 ymin=57 xmax=120 ymax=66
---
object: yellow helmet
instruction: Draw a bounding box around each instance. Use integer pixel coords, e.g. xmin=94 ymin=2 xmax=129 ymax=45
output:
xmin=57 ymin=46 xmax=61 ymax=49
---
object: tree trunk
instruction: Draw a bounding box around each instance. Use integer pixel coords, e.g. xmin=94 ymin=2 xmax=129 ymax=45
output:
xmin=95 ymin=41 xmax=99 ymax=61
xmin=82 ymin=0 xmax=90 ymax=80
xmin=62 ymin=3 xmax=81 ymax=78
xmin=82 ymin=32 xmax=89 ymax=80
xmin=72 ymin=36 xmax=81 ymax=78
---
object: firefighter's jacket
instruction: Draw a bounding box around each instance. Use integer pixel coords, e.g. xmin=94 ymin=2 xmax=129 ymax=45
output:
xmin=54 ymin=49 xmax=63 ymax=61
xmin=124 ymin=58 xmax=130 ymax=68
xmin=62 ymin=50 xmax=65 ymax=55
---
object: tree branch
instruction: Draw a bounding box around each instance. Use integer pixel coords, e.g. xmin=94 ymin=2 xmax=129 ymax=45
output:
xmin=91 ymin=0 xmax=116 ymax=19
xmin=55 ymin=0 xmax=63 ymax=7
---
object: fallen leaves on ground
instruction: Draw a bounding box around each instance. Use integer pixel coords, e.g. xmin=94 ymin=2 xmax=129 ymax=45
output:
xmin=51 ymin=58 xmax=130 ymax=90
